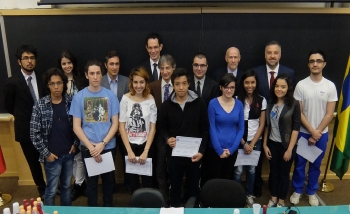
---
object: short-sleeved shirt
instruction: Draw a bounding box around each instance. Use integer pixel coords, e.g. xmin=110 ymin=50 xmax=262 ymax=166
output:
xmin=244 ymin=95 xmax=267 ymax=141
xmin=119 ymin=95 xmax=157 ymax=145
xmin=269 ymin=103 xmax=284 ymax=142
xmin=69 ymin=87 xmax=120 ymax=149
xmin=294 ymin=76 xmax=338 ymax=134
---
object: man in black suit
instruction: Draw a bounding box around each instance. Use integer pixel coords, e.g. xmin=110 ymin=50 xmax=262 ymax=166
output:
xmin=253 ymin=41 xmax=295 ymax=197
xmin=212 ymin=47 xmax=244 ymax=83
xmin=139 ymin=33 xmax=163 ymax=83
xmin=3 ymin=45 xmax=46 ymax=196
xmin=189 ymin=53 xmax=219 ymax=107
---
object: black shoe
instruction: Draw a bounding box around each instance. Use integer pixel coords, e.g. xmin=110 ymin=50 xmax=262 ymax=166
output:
xmin=71 ymin=181 xmax=86 ymax=201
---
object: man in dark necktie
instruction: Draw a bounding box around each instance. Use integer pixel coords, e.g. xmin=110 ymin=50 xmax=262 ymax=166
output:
xmin=252 ymin=41 xmax=296 ymax=198
xmin=139 ymin=33 xmax=163 ymax=83
xmin=189 ymin=52 xmax=219 ymax=107
xmin=3 ymin=45 xmax=46 ymax=197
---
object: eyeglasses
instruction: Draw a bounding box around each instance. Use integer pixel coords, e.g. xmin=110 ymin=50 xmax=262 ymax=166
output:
xmin=223 ymin=86 xmax=235 ymax=91
xmin=21 ymin=56 xmax=36 ymax=61
xmin=192 ymin=64 xmax=207 ymax=69
xmin=309 ymin=59 xmax=324 ymax=64
xmin=48 ymin=81 xmax=64 ymax=87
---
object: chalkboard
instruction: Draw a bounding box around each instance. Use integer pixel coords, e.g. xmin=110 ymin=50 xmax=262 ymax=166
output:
xmin=1 ymin=12 xmax=349 ymax=113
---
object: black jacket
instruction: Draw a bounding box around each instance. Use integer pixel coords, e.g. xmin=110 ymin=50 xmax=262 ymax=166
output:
xmin=158 ymin=90 xmax=209 ymax=157
xmin=266 ymin=99 xmax=301 ymax=148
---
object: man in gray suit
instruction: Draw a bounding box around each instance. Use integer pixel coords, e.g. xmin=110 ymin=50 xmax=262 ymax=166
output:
xmin=101 ymin=50 xmax=130 ymax=190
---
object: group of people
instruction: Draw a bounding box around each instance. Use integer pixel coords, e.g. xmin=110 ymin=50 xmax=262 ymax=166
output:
xmin=3 ymin=32 xmax=338 ymax=208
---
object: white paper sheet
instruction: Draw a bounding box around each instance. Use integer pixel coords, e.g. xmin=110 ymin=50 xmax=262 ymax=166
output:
xmin=296 ymin=137 xmax=323 ymax=163
xmin=159 ymin=207 xmax=184 ymax=214
xmin=84 ymin=152 xmax=115 ymax=177
xmin=125 ymin=156 xmax=153 ymax=176
xmin=234 ymin=149 xmax=261 ymax=166
xmin=171 ymin=136 xmax=202 ymax=158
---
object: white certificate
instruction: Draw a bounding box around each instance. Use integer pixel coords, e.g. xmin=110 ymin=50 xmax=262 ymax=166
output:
xmin=172 ymin=136 xmax=202 ymax=158
xmin=234 ymin=149 xmax=261 ymax=166
xmin=84 ymin=152 xmax=115 ymax=177
xmin=296 ymin=137 xmax=323 ymax=163
xmin=125 ymin=156 xmax=153 ymax=176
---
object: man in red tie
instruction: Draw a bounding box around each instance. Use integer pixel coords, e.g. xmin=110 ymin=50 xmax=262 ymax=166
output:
xmin=252 ymin=41 xmax=296 ymax=197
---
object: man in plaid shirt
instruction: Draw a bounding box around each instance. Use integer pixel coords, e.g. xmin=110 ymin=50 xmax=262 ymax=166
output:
xmin=30 ymin=68 xmax=78 ymax=206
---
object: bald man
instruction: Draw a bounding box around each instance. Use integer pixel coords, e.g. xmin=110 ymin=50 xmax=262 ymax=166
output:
xmin=212 ymin=47 xmax=244 ymax=83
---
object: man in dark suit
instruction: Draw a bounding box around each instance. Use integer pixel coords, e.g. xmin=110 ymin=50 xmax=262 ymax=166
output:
xmin=101 ymin=50 xmax=129 ymax=102
xmin=254 ymin=41 xmax=296 ymax=101
xmin=100 ymin=50 xmax=129 ymax=191
xmin=139 ymin=33 xmax=163 ymax=83
xmin=189 ymin=53 xmax=219 ymax=107
xmin=149 ymin=54 xmax=175 ymax=202
xmin=212 ymin=47 xmax=244 ymax=83
xmin=3 ymin=45 xmax=46 ymax=196
xmin=253 ymin=40 xmax=296 ymax=197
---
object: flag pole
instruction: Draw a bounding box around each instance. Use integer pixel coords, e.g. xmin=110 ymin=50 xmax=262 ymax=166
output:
xmin=318 ymin=123 xmax=336 ymax=192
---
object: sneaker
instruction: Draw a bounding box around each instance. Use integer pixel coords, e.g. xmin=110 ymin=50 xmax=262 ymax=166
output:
xmin=267 ymin=199 xmax=277 ymax=207
xmin=307 ymin=194 xmax=319 ymax=206
xmin=277 ymin=203 xmax=284 ymax=207
xmin=246 ymin=195 xmax=255 ymax=208
xmin=290 ymin=192 xmax=302 ymax=205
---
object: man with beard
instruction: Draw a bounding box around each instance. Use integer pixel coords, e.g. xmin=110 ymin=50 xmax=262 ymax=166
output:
xmin=253 ymin=41 xmax=295 ymax=197
xmin=4 ymin=45 xmax=46 ymax=197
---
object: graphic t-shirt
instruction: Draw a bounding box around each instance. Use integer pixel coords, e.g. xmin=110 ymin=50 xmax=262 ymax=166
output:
xmin=119 ymin=95 xmax=157 ymax=145
xmin=69 ymin=87 xmax=120 ymax=149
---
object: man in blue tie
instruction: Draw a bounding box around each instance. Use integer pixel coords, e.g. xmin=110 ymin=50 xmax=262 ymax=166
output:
xmin=149 ymin=54 xmax=176 ymax=203
xmin=139 ymin=33 xmax=163 ymax=83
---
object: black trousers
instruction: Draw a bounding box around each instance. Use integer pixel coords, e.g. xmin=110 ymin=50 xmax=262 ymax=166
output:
xmin=19 ymin=140 xmax=46 ymax=191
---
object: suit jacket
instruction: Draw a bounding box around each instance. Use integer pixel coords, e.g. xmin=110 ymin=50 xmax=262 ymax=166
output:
xmin=139 ymin=59 xmax=159 ymax=83
xmin=3 ymin=71 xmax=45 ymax=143
xmin=149 ymin=79 xmax=163 ymax=110
xmin=253 ymin=64 xmax=295 ymax=102
xmin=212 ymin=67 xmax=244 ymax=84
xmin=100 ymin=74 xmax=130 ymax=102
xmin=189 ymin=75 xmax=219 ymax=107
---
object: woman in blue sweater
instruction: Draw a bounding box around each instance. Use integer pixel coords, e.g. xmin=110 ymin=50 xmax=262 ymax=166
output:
xmin=201 ymin=73 xmax=244 ymax=186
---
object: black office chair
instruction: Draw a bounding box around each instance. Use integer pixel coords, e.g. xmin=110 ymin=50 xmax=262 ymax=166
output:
xmin=128 ymin=188 xmax=168 ymax=208
xmin=186 ymin=179 xmax=246 ymax=208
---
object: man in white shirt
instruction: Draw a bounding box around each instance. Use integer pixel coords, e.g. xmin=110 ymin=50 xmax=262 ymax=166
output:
xmin=290 ymin=50 xmax=337 ymax=206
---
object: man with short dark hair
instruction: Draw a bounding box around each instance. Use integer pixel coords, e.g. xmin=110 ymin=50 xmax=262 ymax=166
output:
xmin=189 ymin=53 xmax=219 ymax=106
xmin=70 ymin=60 xmax=119 ymax=206
xmin=139 ymin=33 xmax=163 ymax=82
xmin=30 ymin=68 xmax=78 ymax=205
xmin=158 ymin=68 xmax=209 ymax=207
xmin=3 ymin=45 xmax=46 ymax=197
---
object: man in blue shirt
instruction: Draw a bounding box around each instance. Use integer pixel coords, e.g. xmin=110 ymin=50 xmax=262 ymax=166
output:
xmin=70 ymin=60 xmax=119 ymax=207
xmin=30 ymin=68 xmax=78 ymax=205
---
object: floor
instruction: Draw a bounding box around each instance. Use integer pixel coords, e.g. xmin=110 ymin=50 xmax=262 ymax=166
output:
xmin=1 ymin=177 xmax=349 ymax=210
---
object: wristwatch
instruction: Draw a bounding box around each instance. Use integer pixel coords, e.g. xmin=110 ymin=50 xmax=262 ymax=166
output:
xmin=101 ymin=141 xmax=107 ymax=146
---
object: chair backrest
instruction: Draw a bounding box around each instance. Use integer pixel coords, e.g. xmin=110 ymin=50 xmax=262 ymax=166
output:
xmin=200 ymin=179 xmax=246 ymax=208
xmin=128 ymin=188 xmax=167 ymax=208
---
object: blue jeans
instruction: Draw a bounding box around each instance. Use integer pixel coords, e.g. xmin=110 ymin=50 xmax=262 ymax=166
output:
xmin=81 ymin=146 xmax=116 ymax=207
xmin=233 ymin=140 xmax=261 ymax=196
xmin=292 ymin=132 xmax=328 ymax=195
xmin=44 ymin=153 xmax=74 ymax=206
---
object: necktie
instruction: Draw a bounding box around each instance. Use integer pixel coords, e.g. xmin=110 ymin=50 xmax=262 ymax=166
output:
xmin=163 ymin=84 xmax=169 ymax=102
xmin=27 ymin=76 xmax=37 ymax=102
xmin=196 ymin=81 xmax=201 ymax=97
xmin=269 ymin=71 xmax=275 ymax=89
xmin=153 ymin=63 xmax=158 ymax=81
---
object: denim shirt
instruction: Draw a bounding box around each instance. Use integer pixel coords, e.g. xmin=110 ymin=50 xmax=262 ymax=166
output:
xmin=30 ymin=94 xmax=78 ymax=162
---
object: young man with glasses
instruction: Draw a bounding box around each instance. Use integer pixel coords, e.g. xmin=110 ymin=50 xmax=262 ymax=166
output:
xmin=3 ymin=45 xmax=46 ymax=198
xmin=290 ymin=50 xmax=337 ymax=206
xmin=30 ymin=68 xmax=78 ymax=205
xmin=189 ymin=52 xmax=219 ymax=106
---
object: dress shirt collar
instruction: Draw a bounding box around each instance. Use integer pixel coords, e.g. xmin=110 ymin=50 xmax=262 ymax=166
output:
xmin=193 ymin=75 xmax=205 ymax=85
xmin=107 ymin=73 xmax=119 ymax=83
xmin=161 ymin=78 xmax=172 ymax=88
xmin=266 ymin=64 xmax=280 ymax=75
xmin=227 ymin=67 xmax=238 ymax=77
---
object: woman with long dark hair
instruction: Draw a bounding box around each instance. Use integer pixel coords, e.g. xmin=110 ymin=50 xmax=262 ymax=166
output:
xmin=263 ymin=74 xmax=300 ymax=207
xmin=233 ymin=69 xmax=266 ymax=207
